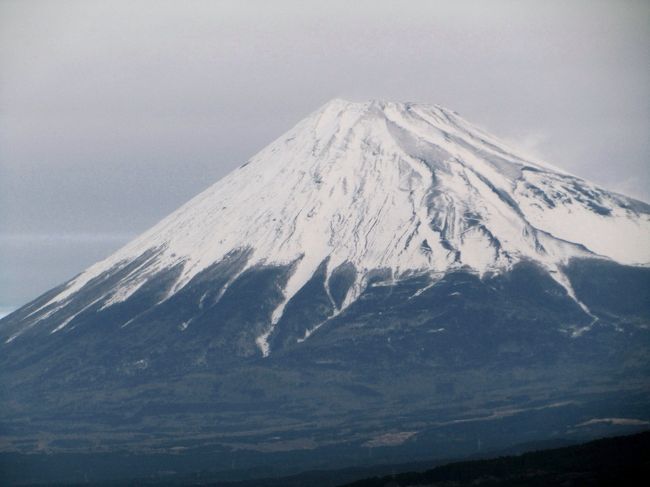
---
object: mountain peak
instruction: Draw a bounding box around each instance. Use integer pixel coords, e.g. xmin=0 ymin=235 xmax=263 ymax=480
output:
xmin=316 ymin=97 xmax=453 ymax=120
xmin=4 ymin=101 xmax=649 ymax=353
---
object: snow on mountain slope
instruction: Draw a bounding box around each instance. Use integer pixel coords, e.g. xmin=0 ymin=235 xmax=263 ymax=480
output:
xmin=8 ymin=99 xmax=650 ymax=351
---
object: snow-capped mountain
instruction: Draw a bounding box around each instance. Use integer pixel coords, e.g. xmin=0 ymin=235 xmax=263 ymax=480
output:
xmin=4 ymin=99 xmax=649 ymax=353
xmin=2 ymin=100 xmax=649 ymax=472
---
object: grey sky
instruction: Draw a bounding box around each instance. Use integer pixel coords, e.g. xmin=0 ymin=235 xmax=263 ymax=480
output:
xmin=1 ymin=0 xmax=649 ymax=312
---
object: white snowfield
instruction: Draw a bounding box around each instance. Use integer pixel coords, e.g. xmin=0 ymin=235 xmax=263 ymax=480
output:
xmin=13 ymin=99 xmax=650 ymax=351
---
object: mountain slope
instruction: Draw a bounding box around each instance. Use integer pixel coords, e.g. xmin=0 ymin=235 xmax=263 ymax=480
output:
xmin=2 ymin=99 xmax=649 ymax=354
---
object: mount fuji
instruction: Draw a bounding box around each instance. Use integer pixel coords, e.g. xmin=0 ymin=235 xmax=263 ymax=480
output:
xmin=1 ymin=100 xmax=649 ymax=482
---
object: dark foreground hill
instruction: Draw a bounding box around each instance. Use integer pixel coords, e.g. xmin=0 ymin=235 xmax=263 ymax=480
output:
xmin=341 ymin=431 xmax=650 ymax=487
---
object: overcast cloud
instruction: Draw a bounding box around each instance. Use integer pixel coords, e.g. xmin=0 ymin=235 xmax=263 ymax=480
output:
xmin=1 ymin=0 xmax=649 ymax=311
